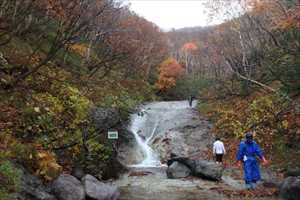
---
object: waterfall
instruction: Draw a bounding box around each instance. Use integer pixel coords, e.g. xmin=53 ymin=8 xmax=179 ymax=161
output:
xmin=129 ymin=111 xmax=161 ymax=167
xmin=128 ymin=101 xmax=197 ymax=168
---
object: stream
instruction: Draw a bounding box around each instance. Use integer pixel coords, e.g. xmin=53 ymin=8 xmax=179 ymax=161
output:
xmin=115 ymin=101 xmax=276 ymax=200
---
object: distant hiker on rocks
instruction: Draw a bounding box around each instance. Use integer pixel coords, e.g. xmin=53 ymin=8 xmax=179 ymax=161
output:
xmin=213 ymin=137 xmax=226 ymax=164
xmin=188 ymin=95 xmax=195 ymax=107
xmin=236 ymin=131 xmax=268 ymax=190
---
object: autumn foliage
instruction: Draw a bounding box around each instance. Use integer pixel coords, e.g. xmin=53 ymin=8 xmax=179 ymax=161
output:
xmin=168 ymin=0 xmax=300 ymax=173
xmin=0 ymin=0 xmax=167 ymax=195
xmin=155 ymin=58 xmax=183 ymax=90
xmin=181 ymin=42 xmax=198 ymax=52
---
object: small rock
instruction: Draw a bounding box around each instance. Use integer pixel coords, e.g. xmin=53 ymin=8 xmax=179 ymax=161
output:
xmin=52 ymin=174 xmax=85 ymax=200
xmin=279 ymin=176 xmax=300 ymax=200
xmin=261 ymin=168 xmax=280 ymax=188
xmin=82 ymin=174 xmax=120 ymax=200
xmin=166 ymin=161 xmax=191 ymax=179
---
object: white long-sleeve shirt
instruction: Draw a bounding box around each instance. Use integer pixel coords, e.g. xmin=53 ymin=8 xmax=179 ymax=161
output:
xmin=213 ymin=140 xmax=226 ymax=155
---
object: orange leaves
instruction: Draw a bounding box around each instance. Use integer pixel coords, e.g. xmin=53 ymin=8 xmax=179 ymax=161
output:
xmin=34 ymin=150 xmax=62 ymax=181
xmin=155 ymin=58 xmax=183 ymax=90
xmin=250 ymin=0 xmax=300 ymax=30
xmin=181 ymin=42 xmax=198 ymax=52
xmin=275 ymin=7 xmax=300 ymax=30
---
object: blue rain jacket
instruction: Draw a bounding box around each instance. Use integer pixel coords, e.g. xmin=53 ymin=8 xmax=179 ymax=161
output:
xmin=236 ymin=140 xmax=263 ymax=183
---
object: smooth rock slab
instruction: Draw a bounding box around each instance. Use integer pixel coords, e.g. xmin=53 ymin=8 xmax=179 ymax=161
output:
xmin=52 ymin=174 xmax=85 ymax=200
xmin=279 ymin=176 xmax=300 ymax=200
xmin=82 ymin=174 xmax=120 ymax=200
xmin=166 ymin=161 xmax=191 ymax=179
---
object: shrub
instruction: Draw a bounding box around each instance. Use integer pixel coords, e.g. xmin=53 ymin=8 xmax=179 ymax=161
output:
xmin=0 ymin=161 xmax=21 ymax=200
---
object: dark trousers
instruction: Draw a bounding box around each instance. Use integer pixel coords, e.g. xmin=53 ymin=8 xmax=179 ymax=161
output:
xmin=215 ymin=154 xmax=223 ymax=162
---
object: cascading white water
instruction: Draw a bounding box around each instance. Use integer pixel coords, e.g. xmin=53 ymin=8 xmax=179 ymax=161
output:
xmin=128 ymin=101 xmax=197 ymax=168
xmin=129 ymin=111 xmax=161 ymax=167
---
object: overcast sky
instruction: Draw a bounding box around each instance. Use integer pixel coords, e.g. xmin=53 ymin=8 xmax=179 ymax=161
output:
xmin=127 ymin=0 xmax=225 ymax=30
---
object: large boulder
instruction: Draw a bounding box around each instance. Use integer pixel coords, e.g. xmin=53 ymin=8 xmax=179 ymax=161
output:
xmin=167 ymin=156 xmax=192 ymax=168
xmin=52 ymin=174 xmax=85 ymax=200
xmin=167 ymin=156 xmax=223 ymax=181
xmin=12 ymin=165 xmax=56 ymax=200
xmin=284 ymin=167 xmax=300 ymax=177
xmin=191 ymin=160 xmax=223 ymax=181
xmin=166 ymin=161 xmax=191 ymax=179
xmin=279 ymin=176 xmax=300 ymax=200
xmin=82 ymin=174 xmax=120 ymax=200
xmin=78 ymin=107 xmax=127 ymax=180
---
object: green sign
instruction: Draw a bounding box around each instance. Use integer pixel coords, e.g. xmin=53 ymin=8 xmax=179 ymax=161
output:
xmin=108 ymin=131 xmax=118 ymax=139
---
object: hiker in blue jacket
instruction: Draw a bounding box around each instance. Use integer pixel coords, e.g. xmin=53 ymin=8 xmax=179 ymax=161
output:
xmin=236 ymin=131 xmax=268 ymax=189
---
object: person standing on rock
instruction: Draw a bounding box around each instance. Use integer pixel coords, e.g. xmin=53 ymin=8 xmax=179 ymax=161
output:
xmin=213 ymin=137 xmax=226 ymax=164
xmin=236 ymin=131 xmax=268 ymax=189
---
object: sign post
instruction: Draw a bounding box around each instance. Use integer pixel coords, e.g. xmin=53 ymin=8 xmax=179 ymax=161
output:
xmin=108 ymin=131 xmax=118 ymax=140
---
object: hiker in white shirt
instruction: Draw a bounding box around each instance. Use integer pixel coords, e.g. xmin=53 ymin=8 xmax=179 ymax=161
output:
xmin=213 ymin=137 xmax=226 ymax=164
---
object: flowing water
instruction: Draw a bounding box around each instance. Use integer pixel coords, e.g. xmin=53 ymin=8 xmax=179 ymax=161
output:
xmin=129 ymin=112 xmax=160 ymax=167
xmin=115 ymin=101 xmax=227 ymax=200
xmin=128 ymin=100 xmax=197 ymax=167
xmin=115 ymin=101 xmax=274 ymax=200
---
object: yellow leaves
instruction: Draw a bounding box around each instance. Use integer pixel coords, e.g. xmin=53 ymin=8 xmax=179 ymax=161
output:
xmin=69 ymin=43 xmax=88 ymax=57
xmin=205 ymin=93 xmax=286 ymax=141
xmin=282 ymin=120 xmax=289 ymax=129
xmin=60 ymin=85 xmax=91 ymax=123
xmin=33 ymin=93 xmax=64 ymax=115
xmin=35 ymin=151 xmax=62 ymax=181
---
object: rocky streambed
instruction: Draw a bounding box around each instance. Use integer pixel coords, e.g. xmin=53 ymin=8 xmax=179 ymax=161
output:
xmin=12 ymin=101 xmax=294 ymax=200
xmin=118 ymin=101 xmax=213 ymax=165
xmin=116 ymin=101 xmax=281 ymax=200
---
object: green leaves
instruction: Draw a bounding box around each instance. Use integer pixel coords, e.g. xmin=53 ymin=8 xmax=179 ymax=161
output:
xmin=0 ymin=161 xmax=21 ymax=199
